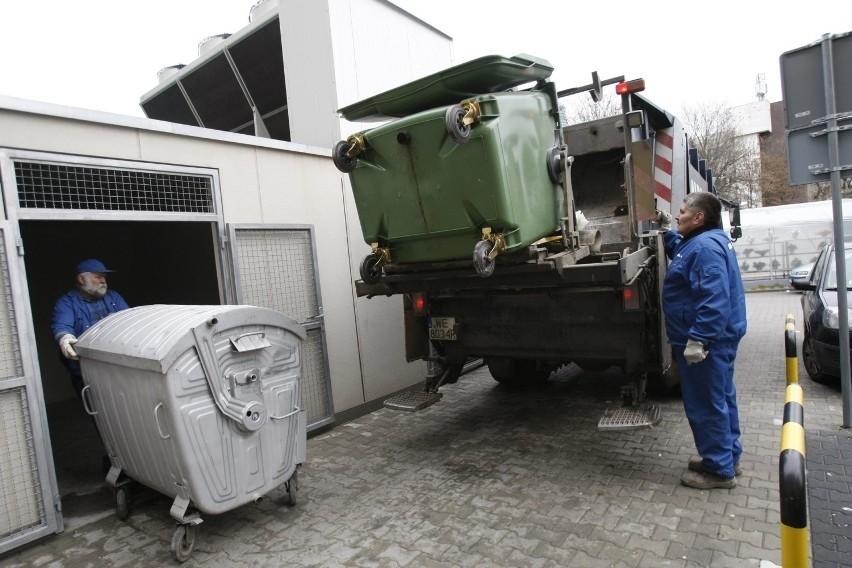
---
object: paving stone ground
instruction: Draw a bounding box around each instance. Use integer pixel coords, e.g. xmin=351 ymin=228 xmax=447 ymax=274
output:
xmin=3 ymin=290 xmax=850 ymax=567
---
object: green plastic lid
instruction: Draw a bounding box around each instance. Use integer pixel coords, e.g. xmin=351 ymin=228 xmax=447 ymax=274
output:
xmin=338 ymin=53 xmax=554 ymax=121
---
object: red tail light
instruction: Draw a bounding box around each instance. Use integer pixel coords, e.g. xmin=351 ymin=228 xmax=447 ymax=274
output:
xmin=411 ymin=292 xmax=428 ymax=317
xmin=622 ymin=284 xmax=641 ymax=311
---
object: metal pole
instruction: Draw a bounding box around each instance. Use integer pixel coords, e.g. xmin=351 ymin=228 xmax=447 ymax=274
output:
xmin=821 ymin=33 xmax=852 ymax=427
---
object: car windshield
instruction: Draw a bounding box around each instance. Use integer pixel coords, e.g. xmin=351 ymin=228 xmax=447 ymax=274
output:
xmin=824 ymin=251 xmax=852 ymax=290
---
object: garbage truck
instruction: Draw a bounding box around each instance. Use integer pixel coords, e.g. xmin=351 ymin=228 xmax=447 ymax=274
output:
xmin=333 ymin=54 xmax=741 ymax=429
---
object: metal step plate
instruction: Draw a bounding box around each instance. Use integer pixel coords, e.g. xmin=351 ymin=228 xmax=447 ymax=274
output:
xmin=384 ymin=391 xmax=443 ymax=412
xmin=597 ymin=405 xmax=662 ymax=431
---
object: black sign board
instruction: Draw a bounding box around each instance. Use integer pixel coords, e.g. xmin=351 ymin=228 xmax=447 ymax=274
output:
xmin=780 ymin=32 xmax=852 ymax=131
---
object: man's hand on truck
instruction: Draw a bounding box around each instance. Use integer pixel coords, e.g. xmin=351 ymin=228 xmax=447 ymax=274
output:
xmin=655 ymin=210 xmax=672 ymax=231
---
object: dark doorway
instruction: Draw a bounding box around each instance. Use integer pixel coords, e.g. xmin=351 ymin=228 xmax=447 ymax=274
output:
xmin=18 ymin=219 xmax=222 ymax=526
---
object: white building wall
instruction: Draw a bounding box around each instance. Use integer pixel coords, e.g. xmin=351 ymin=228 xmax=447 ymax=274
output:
xmin=327 ymin=0 xmax=454 ymax=139
xmin=0 ymin=98 xmax=415 ymax=413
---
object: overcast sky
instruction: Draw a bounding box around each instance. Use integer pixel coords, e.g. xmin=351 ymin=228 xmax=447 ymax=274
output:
xmin=0 ymin=1 xmax=848 ymax=119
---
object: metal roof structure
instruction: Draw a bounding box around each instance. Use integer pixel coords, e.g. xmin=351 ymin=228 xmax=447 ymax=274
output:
xmin=139 ymin=1 xmax=289 ymax=140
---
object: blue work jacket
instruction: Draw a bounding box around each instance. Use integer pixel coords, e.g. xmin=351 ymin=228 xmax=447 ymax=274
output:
xmin=662 ymin=228 xmax=747 ymax=346
xmin=51 ymin=289 xmax=130 ymax=375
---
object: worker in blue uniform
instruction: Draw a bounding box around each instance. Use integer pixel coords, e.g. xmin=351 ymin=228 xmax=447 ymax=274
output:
xmin=657 ymin=192 xmax=747 ymax=489
xmin=51 ymin=259 xmax=130 ymax=398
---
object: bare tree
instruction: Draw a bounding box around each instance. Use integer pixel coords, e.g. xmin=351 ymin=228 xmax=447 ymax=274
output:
xmin=679 ymin=102 xmax=761 ymax=207
xmin=562 ymin=92 xmax=622 ymax=125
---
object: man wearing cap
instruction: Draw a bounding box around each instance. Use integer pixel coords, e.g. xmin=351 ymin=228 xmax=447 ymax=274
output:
xmin=50 ymin=259 xmax=130 ymax=397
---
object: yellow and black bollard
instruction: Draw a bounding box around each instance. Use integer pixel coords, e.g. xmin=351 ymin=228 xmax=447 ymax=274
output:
xmin=780 ymin=313 xmax=810 ymax=568
xmin=785 ymin=313 xmax=798 ymax=386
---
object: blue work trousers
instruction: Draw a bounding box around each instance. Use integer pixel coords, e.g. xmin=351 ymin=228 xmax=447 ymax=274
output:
xmin=675 ymin=341 xmax=742 ymax=478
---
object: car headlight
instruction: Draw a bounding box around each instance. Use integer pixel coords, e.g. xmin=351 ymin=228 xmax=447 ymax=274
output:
xmin=822 ymin=306 xmax=852 ymax=330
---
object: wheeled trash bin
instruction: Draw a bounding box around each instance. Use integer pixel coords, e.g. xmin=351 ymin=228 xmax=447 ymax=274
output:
xmin=334 ymin=54 xmax=568 ymax=280
xmin=75 ymin=304 xmax=306 ymax=562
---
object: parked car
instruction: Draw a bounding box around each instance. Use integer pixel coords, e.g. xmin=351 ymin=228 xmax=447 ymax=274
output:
xmin=800 ymin=243 xmax=852 ymax=383
xmin=790 ymin=262 xmax=816 ymax=290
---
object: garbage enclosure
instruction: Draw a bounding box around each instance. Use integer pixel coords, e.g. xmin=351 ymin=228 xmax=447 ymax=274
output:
xmin=74 ymin=304 xmax=306 ymax=562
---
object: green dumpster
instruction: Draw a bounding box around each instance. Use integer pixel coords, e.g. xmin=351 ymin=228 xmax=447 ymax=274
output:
xmin=334 ymin=54 xmax=565 ymax=280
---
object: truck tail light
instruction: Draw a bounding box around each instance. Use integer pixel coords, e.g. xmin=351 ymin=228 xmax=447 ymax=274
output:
xmin=411 ymin=292 xmax=429 ymax=317
xmin=623 ymin=283 xmax=641 ymax=311
xmin=615 ymin=79 xmax=645 ymax=95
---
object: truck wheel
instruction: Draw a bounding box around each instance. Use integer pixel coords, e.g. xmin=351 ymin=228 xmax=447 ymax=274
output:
xmin=332 ymin=140 xmax=358 ymax=173
xmin=445 ymin=105 xmax=471 ymax=144
xmin=360 ymin=253 xmax=383 ymax=284
xmin=473 ymin=240 xmax=495 ymax=277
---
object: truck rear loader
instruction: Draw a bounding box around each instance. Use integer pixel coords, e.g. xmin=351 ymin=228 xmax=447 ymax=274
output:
xmin=333 ymin=54 xmax=741 ymax=430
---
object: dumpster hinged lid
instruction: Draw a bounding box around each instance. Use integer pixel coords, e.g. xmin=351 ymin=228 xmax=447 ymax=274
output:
xmin=75 ymin=304 xmax=305 ymax=374
xmin=338 ymin=53 xmax=554 ymax=121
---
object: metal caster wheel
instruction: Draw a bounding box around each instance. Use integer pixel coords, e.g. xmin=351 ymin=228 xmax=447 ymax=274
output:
xmin=445 ymin=104 xmax=471 ymax=144
xmin=332 ymin=140 xmax=358 ymax=173
xmin=114 ymin=486 xmax=129 ymax=521
xmin=360 ymin=252 xmax=383 ymax=284
xmin=171 ymin=524 xmax=197 ymax=563
xmin=546 ymin=145 xmax=564 ymax=184
xmin=473 ymin=240 xmax=495 ymax=277
xmin=285 ymin=470 xmax=299 ymax=506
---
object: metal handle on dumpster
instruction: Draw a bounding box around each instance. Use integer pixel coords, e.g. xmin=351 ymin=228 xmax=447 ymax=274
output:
xmin=154 ymin=402 xmax=171 ymax=440
xmin=80 ymin=385 xmax=98 ymax=416
xmin=270 ymin=406 xmax=301 ymax=421
xmin=192 ymin=326 xmax=269 ymax=432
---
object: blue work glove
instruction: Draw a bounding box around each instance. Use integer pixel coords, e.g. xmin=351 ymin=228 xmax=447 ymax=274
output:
xmin=684 ymin=339 xmax=707 ymax=364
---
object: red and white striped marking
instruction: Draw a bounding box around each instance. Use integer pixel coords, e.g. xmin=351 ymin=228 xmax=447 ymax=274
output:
xmin=654 ymin=129 xmax=674 ymax=205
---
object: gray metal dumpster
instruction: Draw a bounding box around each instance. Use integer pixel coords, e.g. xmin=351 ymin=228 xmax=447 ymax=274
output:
xmin=74 ymin=304 xmax=306 ymax=562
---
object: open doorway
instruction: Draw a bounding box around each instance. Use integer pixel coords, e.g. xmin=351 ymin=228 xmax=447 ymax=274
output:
xmin=19 ymin=219 xmax=222 ymax=526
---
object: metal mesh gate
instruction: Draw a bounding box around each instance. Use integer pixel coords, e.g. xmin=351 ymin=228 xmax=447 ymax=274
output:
xmin=230 ymin=226 xmax=333 ymax=430
xmin=0 ymin=387 xmax=44 ymax=540
xmin=0 ymin=223 xmax=57 ymax=553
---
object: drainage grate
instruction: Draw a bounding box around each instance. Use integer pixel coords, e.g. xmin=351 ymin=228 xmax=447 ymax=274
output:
xmin=14 ymin=161 xmax=214 ymax=213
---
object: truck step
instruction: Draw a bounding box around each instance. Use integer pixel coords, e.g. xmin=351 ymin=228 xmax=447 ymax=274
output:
xmin=597 ymin=404 xmax=661 ymax=431
xmin=383 ymin=390 xmax=443 ymax=412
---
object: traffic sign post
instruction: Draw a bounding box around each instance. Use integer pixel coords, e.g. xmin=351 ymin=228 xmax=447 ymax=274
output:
xmin=781 ymin=31 xmax=852 ymax=427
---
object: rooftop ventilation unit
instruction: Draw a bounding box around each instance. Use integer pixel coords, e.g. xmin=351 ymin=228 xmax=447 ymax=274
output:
xmin=198 ymin=33 xmax=232 ymax=56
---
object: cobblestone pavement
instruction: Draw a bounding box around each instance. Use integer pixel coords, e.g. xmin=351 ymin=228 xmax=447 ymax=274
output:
xmin=3 ymin=290 xmax=850 ymax=567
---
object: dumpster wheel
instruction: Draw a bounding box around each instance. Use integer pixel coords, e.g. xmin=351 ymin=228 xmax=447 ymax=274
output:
xmin=332 ymin=140 xmax=358 ymax=173
xmin=360 ymin=253 xmax=383 ymax=284
xmin=114 ymin=486 xmax=130 ymax=521
xmin=472 ymin=240 xmax=495 ymax=277
xmin=285 ymin=469 xmax=299 ymax=506
xmin=171 ymin=524 xmax=197 ymax=563
xmin=445 ymin=104 xmax=472 ymax=144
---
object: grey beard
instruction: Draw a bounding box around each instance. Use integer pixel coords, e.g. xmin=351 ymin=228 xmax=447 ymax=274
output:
xmin=83 ymin=282 xmax=107 ymax=298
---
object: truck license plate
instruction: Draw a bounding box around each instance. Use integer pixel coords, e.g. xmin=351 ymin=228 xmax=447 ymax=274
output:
xmin=429 ymin=317 xmax=456 ymax=341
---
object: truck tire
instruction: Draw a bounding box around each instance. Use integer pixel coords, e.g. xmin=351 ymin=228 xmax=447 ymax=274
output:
xmin=486 ymin=358 xmax=552 ymax=385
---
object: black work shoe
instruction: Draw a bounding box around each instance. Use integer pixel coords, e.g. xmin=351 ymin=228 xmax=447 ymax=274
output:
xmin=681 ymin=470 xmax=736 ymax=489
xmin=688 ymin=456 xmax=743 ymax=477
